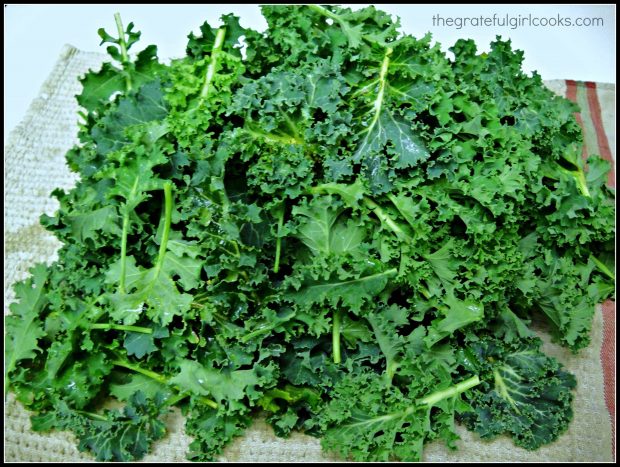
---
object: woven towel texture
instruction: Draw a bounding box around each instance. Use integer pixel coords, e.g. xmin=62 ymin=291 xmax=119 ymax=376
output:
xmin=3 ymin=45 xmax=614 ymax=462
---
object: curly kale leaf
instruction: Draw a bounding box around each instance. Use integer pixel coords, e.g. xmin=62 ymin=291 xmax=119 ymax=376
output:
xmin=184 ymin=403 xmax=252 ymax=462
xmin=5 ymin=264 xmax=49 ymax=387
xmin=317 ymin=369 xmax=480 ymax=461
xmin=5 ymin=3 xmax=615 ymax=463
xmin=459 ymin=336 xmax=576 ymax=450
xmin=56 ymin=391 xmax=168 ymax=461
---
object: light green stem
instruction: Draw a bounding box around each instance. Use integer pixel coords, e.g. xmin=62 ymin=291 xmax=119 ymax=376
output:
xmin=165 ymin=392 xmax=190 ymax=407
xmin=372 ymin=47 xmax=392 ymax=122
xmin=363 ymin=197 xmax=408 ymax=241
xmin=111 ymin=360 xmax=218 ymax=409
xmin=154 ymin=182 xmax=173 ymax=275
xmin=419 ymin=285 xmax=431 ymax=299
xmin=112 ymin=359 xmax=168 ymax=384
xmin=386 ymin=193 xmax=418 ymax=231
xmin=574 ymin=167 xmax=591 ymax=198
xmin=118 ymin=175 xmax=141 ymax=295
xmin=273 ymin=206 xmax=285 ymax=273
xmin=165 ymin=392 xmax=217 ymax=409
xmin=114 ymin=12 xmax=132 ymax=91
xmin=278 ymin=107 xmax=301 ymax=140
xmin=418 ymin=375 xmax=481 ymax=407
xmin=231 ymin=238 xmax=240 ymax=257
xmin=91 ymin=323 xmax=153 ymax=334
xmin=240 ymin=325 xmax=271 ymax=344
xmin=240 ymin=310 xmax=295 ymax=344
xmin=557 ymin=163 xmax=590 ymax=198
xmin=591 ymin=255 xmax=615 ymax=281
xmin=333 ymin=310 xmax=342 ymax=364
xmin=245 ymin=127 xmax=303 ymax=145
xmin=111 ymin=359 xmax=219 ymax=409
xmin=199 ymin=27 xmax=226 ymax=103
xmin=119 ymin=215 xmax=130 ymax=294
xmin=308 ymin=4 xmax=340 ymax=22
xmin=76 ymin=409 xmax=108 ymax=422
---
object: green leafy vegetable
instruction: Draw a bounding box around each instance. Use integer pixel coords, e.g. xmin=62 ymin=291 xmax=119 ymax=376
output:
xmin=6 ymin=4 xmax=614 ymax=463
xmin=458 ymin=336 xmax=577 ymax=450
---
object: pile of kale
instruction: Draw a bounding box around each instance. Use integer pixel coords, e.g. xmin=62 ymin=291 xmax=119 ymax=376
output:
xmin=5 ymin=5 xmax=615 ymax=462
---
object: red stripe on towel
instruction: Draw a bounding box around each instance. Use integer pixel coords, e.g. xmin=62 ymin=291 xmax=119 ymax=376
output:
xmin=601 ymin=300 xmax=616 ymax=460
xmin=565 ymin=79 xmax=588 ymax=159
xmin=585 ymin=81 xmax=615 ymax=187
xmin=566 ymin=79 xmax=616 ymax=460
xmin=588 ymin=79 xmax=617 ymax=460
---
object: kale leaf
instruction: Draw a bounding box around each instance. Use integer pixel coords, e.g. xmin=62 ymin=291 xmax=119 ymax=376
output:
xmin=6 ymin=4 xmax=614 ymax=463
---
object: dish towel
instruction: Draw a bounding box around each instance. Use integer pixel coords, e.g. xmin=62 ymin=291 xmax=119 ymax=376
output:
xmin=4 ymin=45 xmax=615 ymax=463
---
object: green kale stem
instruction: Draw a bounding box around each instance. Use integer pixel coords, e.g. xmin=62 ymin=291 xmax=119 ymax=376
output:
xmin=305 ymin=185 xmax=408 ymax=242
xmin=556 ymin=159 xmax=590 ymax=198
xmin=591 ymin=255 xmax=615 ymax=281
xmin=259 ymin=388 xmax=291 ymax=412
xmin=363 ymin=197 xmax=408 ymax=241
xmin=244 ymin=126 xmax=304 ymax=146
xmin=111 ymin=358 xmax=218 ymax=409
xmin=112 ymin=359 xmax=168 ymax=384
xmin=114 ymin=12 xmax=132 ymax=91
xmin=308 ymin=4 xmax=340 ymax=22
xmin=573 ymin=167 xmax=591 ymax=198
xmin=90 ymin=323 xmax=153 ymax=334
xmin=369 ymin=46 xmax=393 ymax=128
xmin=154 ymin=181 xmax=173 ymax=275
xmin=343 ymin=376 xmax=480 ymax=426
xmin=119 ymin=181 xmax=172 ymax=295
xmin=118 ymin=176 xmax=142 ymax=294
xmin=203 ymin=231 xmax=240 ymax=258
xmin=164 ymin=392 xmax=191 ymax=407
xmin=258 ymin=384 xmax=322 ymax=412
xmin=273 ymin=205 xmax=285 ymax=273
xmin=76 ymin=409 xmax=109 ymax=421
xmin=165 ymin=391 xmax=218 ymax=409
xmin=118 ymin=215 xmax=130 ymax=294
xmin=418 ymin=285 xmax=431 ymax=300
xmin=231 ymin=239 xmax=241 ymax=258
xmin=240 ymin=324 xmax=271 ymax=344
xmin=386 ymin=193 xmax=418 ymax=232
xmin=199 ymin=26 xmax=226 ymax=104
xmin=332 ymin=310 xmax=342 ymax=364
xmin=277 ymin=106 xmax=302 ymax=141
xmin=417 ymin=375 xmax=481 ymax=407
xmin=239 ymin=309 xmax=295 ymax=343
xmin=492 ymin=369 xmax=515 ymax=409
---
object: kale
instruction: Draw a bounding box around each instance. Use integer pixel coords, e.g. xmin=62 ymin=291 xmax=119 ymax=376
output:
xmin=5 ymin=5 xmax=615 ymax=462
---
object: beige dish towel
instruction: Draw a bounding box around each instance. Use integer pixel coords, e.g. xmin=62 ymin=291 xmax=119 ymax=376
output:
xmin=3 ymin=45 xmax=614 ymax=462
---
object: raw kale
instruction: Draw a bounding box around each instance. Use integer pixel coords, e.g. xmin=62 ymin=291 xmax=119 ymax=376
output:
xmin=458 ymin=335 xmax=577 ymax=450
xmin=5 ymin=5 xmax=614 ymax=462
